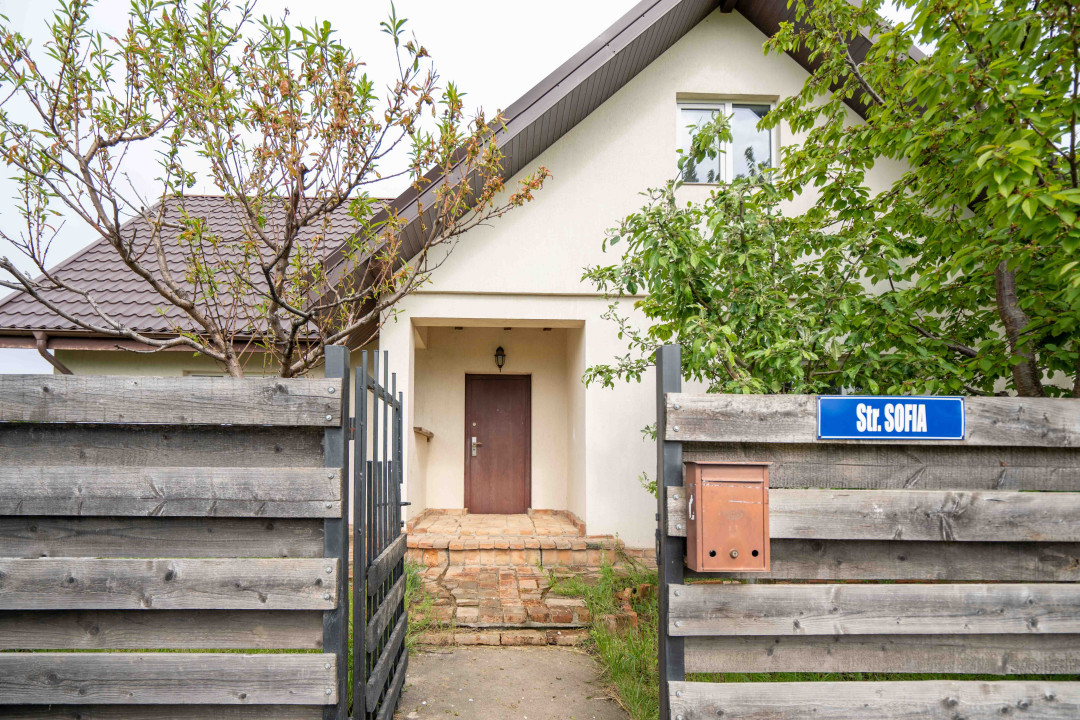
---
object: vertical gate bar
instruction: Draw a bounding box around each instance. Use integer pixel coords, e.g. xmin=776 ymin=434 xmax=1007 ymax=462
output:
xmin=371 ymin=352 xmax=380 ymax=562
xmin=354 ymin=352 xmax=369 ymax=720
xmin=393 ymin=388 xmax=401 ymax=626
xmin=391 ymin=373 xmax=401 ymax=653
xmin=656 ymin=345 xmax=684 ymax=720
xmin=382 ymin=351 xmax=390 ymax=557
xmin=322 ymin=345 xmax=349 ymax=720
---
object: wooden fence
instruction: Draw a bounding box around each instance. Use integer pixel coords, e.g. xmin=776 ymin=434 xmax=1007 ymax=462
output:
xmin=0 ymin=347 xmax=351 ymax=719
xmin=654 ymin=345 xmax=1080 ymax=720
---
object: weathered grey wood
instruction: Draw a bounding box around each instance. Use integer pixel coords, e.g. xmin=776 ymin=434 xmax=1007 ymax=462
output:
xmin=701 ymin=539 xmax=1080 ymax=581
xmin=0 ymin=425 xmax=324 ymax=468
xmin=0 ymin=517 xmax=324 ymax=559
xmin=366 ymin=534 xmax=407 ymax=595
xmin=365 ymin=613 xmax=406 ymax=707
xmin=666 ymin=394 xmax=1080 ymax=447
xmin=666 ymin=487 xmax=1080 ymax=541
xmin=0 ymin=652 xmax=337 ymax=704
xmin=0 ymin=467 xmax=342 ymax=518
xmin=321 ymin=344 xmax=349 ymax=720
xmin=669 ymin=583 xmax=1080 ymax=636
xmin=668 ymin=680 xmax=1080 ymax=720
xmin=0 ymin=708 xmax=322 ymax=719
xmin=682 ymin=442 xmax=1080 ymax=490
xmin=0 ymin=610 xmax=323 ymax=649
xmin=0 ymin=558 xmax=338 ymax=610
xmin=366 ymin=574 xmax=406 ymax=648
xmin=684 ymin=634 xmax=1080 ymax=674
xmin=0 ymin=375 xmax=343 ymax=426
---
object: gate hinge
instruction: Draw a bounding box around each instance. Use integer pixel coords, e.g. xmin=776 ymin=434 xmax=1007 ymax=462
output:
xmin=347 ymin=416 xmax=356 ymax=434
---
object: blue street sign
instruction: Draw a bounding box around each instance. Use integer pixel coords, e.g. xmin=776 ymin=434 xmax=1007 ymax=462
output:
xmin=817 ymin=396 xmax=965 ymax=440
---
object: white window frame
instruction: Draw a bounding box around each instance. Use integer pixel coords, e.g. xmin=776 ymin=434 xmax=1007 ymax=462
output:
xmin=676 ymin=100 xmax=776 ymax=184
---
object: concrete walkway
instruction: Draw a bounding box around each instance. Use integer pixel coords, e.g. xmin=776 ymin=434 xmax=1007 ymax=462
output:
xmin=394 ymin=645 xmax=630 ymax=720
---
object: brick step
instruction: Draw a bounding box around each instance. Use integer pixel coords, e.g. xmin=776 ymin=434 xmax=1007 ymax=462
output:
xmin=412 ymin=628 xmax=587 ymax=647
xmin=407 ymin=535 xmax=654 ymax=568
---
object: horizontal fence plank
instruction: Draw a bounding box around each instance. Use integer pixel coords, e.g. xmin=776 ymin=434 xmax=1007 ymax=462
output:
xmin=670 ymin=583 xmax=1080 ymax=636
xmin=0 ymin=653 xmax=336 ymax=705
xmin=0 ymin=467 xmax=342 ymax=518
xmin=684 ymin=634 xmax=1080 ymax=675
xmin=0 ymin=425 xmax=324 ymax=468
xmin=365 ymin=613 xmax=407 ymax=707
xmin=666 ymin=488 xmax=1080 ymax=541
xmin=0 ymin=610 xmax=323 ymax=650
xmin=0 ymin=707 xmax=323 ymax=719
xmin=367 ymin=534 xmax=407 ymax=595
xmin=668 ymin=680 xmax=1080 ymax=720
xmin=666 ymin=394 xmax=1080 ymax=447
xmin=0 ymin=517 xmax=324 ymax=559
xmin=366 ymin=574 xmax=406 ymax=648
xmin=0 ymin=376 xmax=343 ymax=426
xmin=682 ymin=442 xmax=1080 ymax=490
xmin=703 ymin=539 xmax=1080 ymax=581
xmin=0 ymin=558 xmax=337 ymax=610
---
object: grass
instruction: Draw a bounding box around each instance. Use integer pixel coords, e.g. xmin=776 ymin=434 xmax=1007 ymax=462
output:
xmin=547 ymin=560 xmax=661 ymax=720
xmin=404 ymin=559 xmax=446 ymax=647
xmin=547 ymin=564 xmax=1080 ymax=720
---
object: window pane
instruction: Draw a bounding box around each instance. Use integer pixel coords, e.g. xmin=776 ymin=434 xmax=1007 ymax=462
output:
xmin=731 ymin=104 xmax=771 ymax=179
xmin=679 ymin=107 xmax=722 ymax=183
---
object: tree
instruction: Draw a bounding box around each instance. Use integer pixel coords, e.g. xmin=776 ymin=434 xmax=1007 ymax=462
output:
xmin=585 ymin=0 xmax=1080 ymax=397
xmin=0 ymin=0 xmax=547 ymax=376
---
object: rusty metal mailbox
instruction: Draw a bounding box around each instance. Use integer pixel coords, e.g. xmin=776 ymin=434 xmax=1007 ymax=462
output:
xmin=684 ymin=461 xmax=770 ymax=572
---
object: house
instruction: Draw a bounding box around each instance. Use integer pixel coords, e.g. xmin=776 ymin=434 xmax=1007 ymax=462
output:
xmin=0 ymin=0 xmax=903 ymax=550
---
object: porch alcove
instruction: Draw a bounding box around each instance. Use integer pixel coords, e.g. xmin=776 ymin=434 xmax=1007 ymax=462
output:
xmin=409 ymin=321 xmax=586 ymax=524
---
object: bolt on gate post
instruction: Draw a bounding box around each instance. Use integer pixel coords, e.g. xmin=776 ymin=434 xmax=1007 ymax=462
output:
xmin=656 ymin=344 xmax=685 ymax=720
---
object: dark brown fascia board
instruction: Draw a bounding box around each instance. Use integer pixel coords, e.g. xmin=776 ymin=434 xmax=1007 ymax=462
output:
xmin=322 ymin=0 xmax=711 ymax=285
xmin=321 ymin=0 xmax=892 ymax=302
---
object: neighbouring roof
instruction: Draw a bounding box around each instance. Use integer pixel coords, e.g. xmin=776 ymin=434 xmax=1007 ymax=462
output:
xmin=0 ymin=196 xmax=372 ymax=341
xmin=0 ymin=0 xmax=875 ymax=343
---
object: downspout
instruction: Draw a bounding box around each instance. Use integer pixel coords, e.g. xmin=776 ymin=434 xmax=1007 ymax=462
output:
xmin=32 ymin=331 xmax=73 ymax=375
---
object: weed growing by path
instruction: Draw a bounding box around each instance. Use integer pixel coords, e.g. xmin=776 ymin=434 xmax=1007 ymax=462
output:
xmin=548 ymin=561 xmax=660 ymax=720
xmin=404 ymin=560 xmax=445 ymax=647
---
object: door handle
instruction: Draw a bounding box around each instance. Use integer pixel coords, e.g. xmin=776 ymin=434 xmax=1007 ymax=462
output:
xmin=471 ymin=436 xmax=483 ymax=456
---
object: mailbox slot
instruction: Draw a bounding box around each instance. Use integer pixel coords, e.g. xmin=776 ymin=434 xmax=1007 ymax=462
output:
xmin=684 ymin=462 xmax=770 ymax=572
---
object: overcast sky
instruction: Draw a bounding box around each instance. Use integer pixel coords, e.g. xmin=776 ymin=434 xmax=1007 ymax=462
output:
xmin=0 ymin=0 xmax=641 ymax=372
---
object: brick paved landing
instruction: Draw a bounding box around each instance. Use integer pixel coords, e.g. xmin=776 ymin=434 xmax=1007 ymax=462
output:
xmin=405 ymin=510 xmax=648 ymax=569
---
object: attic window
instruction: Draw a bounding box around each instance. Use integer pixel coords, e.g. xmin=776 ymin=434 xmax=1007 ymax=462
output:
xmin=677 ymin=102 xmax=772 ymax=184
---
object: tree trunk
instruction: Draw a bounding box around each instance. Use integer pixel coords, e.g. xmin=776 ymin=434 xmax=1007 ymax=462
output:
xmin=1074 ymin=346 xmax=1080 ymax=398
xmin=994 ymin=260 xmax=1044 ymax=397
xmin=224 ymin=354 xmax=245 ymax=378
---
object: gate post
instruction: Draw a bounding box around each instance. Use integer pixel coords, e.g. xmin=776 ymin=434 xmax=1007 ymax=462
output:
xmin=656 ymin=344 xmax=684 ymax=720
xmin=323 ymin=345 xmax=350 ymax=720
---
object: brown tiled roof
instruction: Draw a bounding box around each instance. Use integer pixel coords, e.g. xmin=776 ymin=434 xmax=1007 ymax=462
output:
xmin=0 ymin=195 xmax=379 ymax=337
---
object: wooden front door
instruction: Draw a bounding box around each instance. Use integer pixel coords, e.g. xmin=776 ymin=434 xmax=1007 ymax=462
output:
xmin=465 ymin=374 xmax=531 ymax=514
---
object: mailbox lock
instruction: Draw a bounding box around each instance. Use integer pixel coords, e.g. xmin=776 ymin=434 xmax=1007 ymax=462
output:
xmin=730 ymin=549 xmax=739 ymax=559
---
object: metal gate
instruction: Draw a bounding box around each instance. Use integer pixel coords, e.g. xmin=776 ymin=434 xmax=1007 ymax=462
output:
xmin=352 ymin=349 xmax=408 ymax=720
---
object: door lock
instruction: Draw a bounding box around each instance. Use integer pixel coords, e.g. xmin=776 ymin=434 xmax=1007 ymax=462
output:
xmin=471 ymin=436 xmax=483 ymax=457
